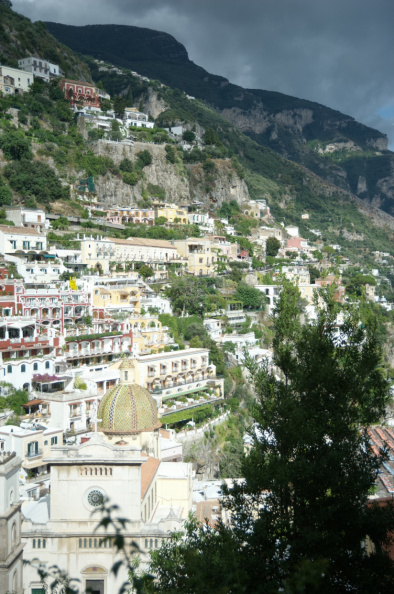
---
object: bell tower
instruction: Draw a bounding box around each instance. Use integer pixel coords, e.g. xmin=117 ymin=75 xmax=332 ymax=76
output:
xmin=0 ymin=451 xmax=23 ymax=594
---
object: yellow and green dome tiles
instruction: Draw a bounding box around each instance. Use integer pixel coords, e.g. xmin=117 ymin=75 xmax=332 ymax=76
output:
xmin=98 ymin=383 xmax=161 ymax=435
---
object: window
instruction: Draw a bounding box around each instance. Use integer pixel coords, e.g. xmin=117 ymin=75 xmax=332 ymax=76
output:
xmin=45 ymin=361 xmax=50 ymax=369
xmin=51 ymin=436 xmax=58 ymax=446
xmin=7 ymin=365 xmax=12 ymax=374
xmin=10 ymin=240 xmax=16 ymax=249
xmin=33 ymin=363 xmax=38 ymax=371
xmin=44 ymin=440 xmax=48 ymax=446
xmin=21 ymin=364 xmax=26 ymax=373
xmin=23 ymin=241 xmax=30 ymax=250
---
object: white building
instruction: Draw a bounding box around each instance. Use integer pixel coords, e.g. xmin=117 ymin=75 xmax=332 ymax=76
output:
xmin=18 ymin=56 xmax=62 ymax=81
xmin=255 ymin=284 xmax=281 ymax=315
xmin=0 ymin=65 xmax=33 ymax=93
xmin=0 ymin=225 xmax=46 ymax=256
xmin=124 ymin=107 xmax=154 ymax=128
xmin=285 ymin=225 xmax=299 ymax=237
xmin=80 ymin=235 xmax=180 ymax=274
xmin=0 ymin=451 xmax=23 ymax=594
xmin=5 ymin=208 xmax=48 ymax=233
xmin=188 ymin=212 xmax=209 ymax=226
xmin=0 ymin=425 xmax=63 ymax=479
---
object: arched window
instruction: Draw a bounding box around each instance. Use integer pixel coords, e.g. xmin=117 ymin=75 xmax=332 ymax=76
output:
xmin=11 ymin=522 xmax=17 ymax=549
xmin=33 ymin=363 xmax=38 ymax=371
xmin=45 ymin=361 xmax=50 ymax=369
xmin=7 ymin=365 xmax=12 ymax=374
xmin=21 ymin=364 xmax=26 ymax=373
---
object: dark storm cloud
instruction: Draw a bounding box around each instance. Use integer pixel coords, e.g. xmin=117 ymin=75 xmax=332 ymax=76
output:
xmin=13 ymin=0 xmax=394 ymax=148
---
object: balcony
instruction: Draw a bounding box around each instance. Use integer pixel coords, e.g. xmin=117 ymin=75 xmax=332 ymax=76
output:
xmin=26 ymin=449 xmax=43 ymax=459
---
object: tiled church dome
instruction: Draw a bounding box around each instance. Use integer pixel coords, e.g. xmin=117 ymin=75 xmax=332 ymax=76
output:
xmin=98 ymin=360 xmax=161 ymax=435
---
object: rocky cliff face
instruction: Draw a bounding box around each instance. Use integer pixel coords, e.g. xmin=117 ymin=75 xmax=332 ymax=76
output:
xmin=91 ymin=141 xmax=249 ymax=207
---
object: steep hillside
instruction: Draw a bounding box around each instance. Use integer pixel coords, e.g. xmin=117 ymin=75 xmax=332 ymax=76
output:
xmin=45 ymin=21 xmax=394 ymax=216
xmin=0 ymin=4 xmax=90 ymax=81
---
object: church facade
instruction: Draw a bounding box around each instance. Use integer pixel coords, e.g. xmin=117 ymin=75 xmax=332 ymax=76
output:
xmin=22 ymin=359 xmax=192 ymax=594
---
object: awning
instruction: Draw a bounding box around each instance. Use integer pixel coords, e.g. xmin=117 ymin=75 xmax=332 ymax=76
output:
xmin=43 ymin=254 xmax=56 ymax=258
xmin=22 ymin=399 xmax=43 ymax=407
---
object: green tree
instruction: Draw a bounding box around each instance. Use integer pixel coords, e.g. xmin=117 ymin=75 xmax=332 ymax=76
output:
xmin=266 ymin=236 xmax=281 ymax=257
xmin=155 ymin=216 xmax=167 ymax=226
xmin=119 ymin=158 xmax=133 ymax=173
xmin=0 ymin=180 xmax=12 ymax=206
xmin=182 ymin=130 xmax=195 ymax=142
xmin=51 ymin=216 xmax=70 ymax=230
xmin=138 ymin=264 xmax=154 ymax=280
xmin=234 ymin=283 xmax=265 ymax=310
xmin=147 ymin=285 xmax=394 ymax=592
xmin=0 ymin=130 xmax=32 ymax=161
xmin=113 ymin=96 xmax=126 ymax=118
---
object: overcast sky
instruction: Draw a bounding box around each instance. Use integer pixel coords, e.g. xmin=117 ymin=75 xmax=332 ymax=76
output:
xmin=13 ymin=0 xmax=394 ymax=149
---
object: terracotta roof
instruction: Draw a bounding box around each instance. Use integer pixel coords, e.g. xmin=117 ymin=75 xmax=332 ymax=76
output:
xmin=141 ymin=456 xmax=160 ymax=499
xmin=0 ymin=226 xmax=42 ymax=236
xmin=160 ymin=429 xmax=170 ymax=439
xmin=22 ymin=399 xmax=43 ymax=407
xmin=111 ymin=237 xmax=175 ymax=249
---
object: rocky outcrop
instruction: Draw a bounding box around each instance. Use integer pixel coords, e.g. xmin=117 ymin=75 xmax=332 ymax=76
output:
xmin=91 ymin=141 xmax=249 ymax=207
xmin=187 ymin=160 xmax=250 ymax=207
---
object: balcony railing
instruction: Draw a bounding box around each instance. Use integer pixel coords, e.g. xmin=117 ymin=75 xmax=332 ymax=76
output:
xmin=26 ymin=449 xmax=43 ymax=459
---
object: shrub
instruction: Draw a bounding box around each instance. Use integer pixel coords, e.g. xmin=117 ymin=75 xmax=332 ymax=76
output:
xmin=122 ymin=171 xmax=139 ymax=186
xmin=3 ymin=160 xmax=69 ymax=204
xmin=0 ymin=130 xmax=32 ymax=161
xmin=165 ymin=144 xmax=176 ymax=164
xmin=119 ymin=158 xmax=133 ymax=172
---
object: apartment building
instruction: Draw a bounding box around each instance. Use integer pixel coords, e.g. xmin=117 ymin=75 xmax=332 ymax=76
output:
xmin=59 ymin=79 xmax=101 ymax=109
xmin=0 ymin=316 xmax=60 ymax=391
xmin=0 ymin=65 xmax=33 ymax=93
xmin=0 ymin=71 xmax=15 ymax=95
xmin=154 ymin=203 xmax=188 ymax=224
xmin=18 ymin=56 xmax=62 ymax=81
xmin=128 ymin=349 xmax=224 ymax=410
xmin=242 ymin=199 xmax=271 ymax=220
xmin=130 ymin=314 xmax=174 ymax=356
xmin=0 ymin=225 xmax=46 ymax=256
xmin=0 ymin=425 xmax=63 ymax=479
xmin=80 ymin=235 xmax=180 ymax=274
xmin=5 ymin=208 xmax=48 ymax=233
xmin=124 ymin=107 xmax=154 ymax=128
xmin=105 ymin=207 xmax=155 ymax=225
xmin=173 ymin=237 xmax=217 ymax=275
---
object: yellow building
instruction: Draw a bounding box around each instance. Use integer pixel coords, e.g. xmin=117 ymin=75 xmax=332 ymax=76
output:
xmin=173 ymin=237 xmax=216 ymax=275
xmin=130 ymin=315 xmax=175 ymax=355
xmin=93 ymin=286 xmax=141 ymax=312
xmin=154 ymin=203 xmax=188 ymax=224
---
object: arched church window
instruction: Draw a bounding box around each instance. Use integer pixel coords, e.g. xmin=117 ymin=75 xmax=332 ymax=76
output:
xmin=11 ymin=522 xmax=17 ymax=549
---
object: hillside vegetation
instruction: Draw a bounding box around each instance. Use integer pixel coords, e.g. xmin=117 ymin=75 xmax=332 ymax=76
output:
xmin=45 ymin=21 xmax=394 ymax=216
xmin=0 ymin=3 xmax=90 ymax=80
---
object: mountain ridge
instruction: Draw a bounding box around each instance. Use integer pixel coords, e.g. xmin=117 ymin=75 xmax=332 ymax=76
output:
xmin=44 ymin=21 xmax=394 ymax=217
